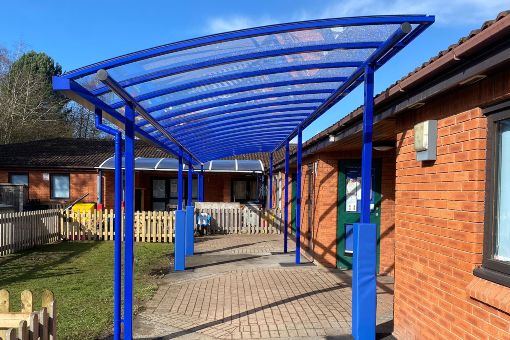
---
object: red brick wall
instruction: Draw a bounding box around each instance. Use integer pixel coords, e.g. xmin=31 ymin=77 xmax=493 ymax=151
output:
xmin=280 ymin=150 xmax=396 ymax=272
xmin=102 ymin=171 xmax=236 ymax=209
xmin=0 ymin=169 xmax=97 ymax=205
xmin=393 ymin=68 xmax=510 ymax=338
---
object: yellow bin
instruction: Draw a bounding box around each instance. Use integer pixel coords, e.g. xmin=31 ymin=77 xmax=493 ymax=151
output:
xmin=72 ymin=203 xmax=96 ymax=213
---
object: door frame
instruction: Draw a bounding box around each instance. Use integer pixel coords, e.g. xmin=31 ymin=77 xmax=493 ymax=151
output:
xmin=336 ymin=159 xmax=382 ymax=271
xmin=291 ymin=172 xmax=297 ymax=235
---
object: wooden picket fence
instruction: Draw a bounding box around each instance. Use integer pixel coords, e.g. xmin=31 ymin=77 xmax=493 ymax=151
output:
xmin=60 ymin=209 xmax=175 ymax=243
xmin=0 ymin=289 xmax=56 ymax=340
xmin=0 ymin=210 xmax=60 ymax=256
xmin=0 ymin=206 xmax=283 ymax=255
xmin=196 ymin=206 xmax=283 ymax=234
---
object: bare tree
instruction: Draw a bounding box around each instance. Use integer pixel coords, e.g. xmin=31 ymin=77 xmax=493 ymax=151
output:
xmin=0 ymin=47 xmax=72 ymax=144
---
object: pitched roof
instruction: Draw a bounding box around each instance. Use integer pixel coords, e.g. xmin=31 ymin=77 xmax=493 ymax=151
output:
xmin=0 ymin=138 xmax=273 ymax=169
xmin=281 ymin=10 xmax=510 ymax=163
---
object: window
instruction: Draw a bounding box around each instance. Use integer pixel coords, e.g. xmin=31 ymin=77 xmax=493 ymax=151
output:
xmin=9 ymin=173 xmax=28 ymax=186
xmin=152 ymin=177 xmax=199 ymax=211
xmin=475 ymin=104 xmax=510 ymax=287
xmin=50 ymin=174 xmax=70 ymax=199
xmin=232 ymin=178 xmax=259 ymax=203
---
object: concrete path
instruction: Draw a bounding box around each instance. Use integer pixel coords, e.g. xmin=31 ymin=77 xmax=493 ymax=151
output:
xmin=134 ymin=235 xmax=394 ymax=339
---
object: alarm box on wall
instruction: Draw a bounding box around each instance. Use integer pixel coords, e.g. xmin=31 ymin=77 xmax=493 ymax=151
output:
xmin=414 ymin=120 xmax=437 ymax=161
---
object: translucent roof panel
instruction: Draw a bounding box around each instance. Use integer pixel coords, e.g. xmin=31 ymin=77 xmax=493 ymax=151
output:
xmin=210 ymin=160 xmax=237 ymax=171
xmin=237 ymin=160 xmax=264 ymax=172
xmin=97 ymin=157 xmax=264 ymax=173
xmin=54 ymin=16 xmax=434 ymax=164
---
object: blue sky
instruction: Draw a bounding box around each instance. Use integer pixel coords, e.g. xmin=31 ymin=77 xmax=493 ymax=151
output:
xmin=0 ymin=0 xmax=508 ymax=142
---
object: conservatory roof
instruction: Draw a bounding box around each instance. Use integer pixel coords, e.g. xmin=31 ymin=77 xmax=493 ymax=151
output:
xmin=53 ymin=15 xmax=434 ymax=165
xmin=97 ymin=157 xmax=264 ymax=173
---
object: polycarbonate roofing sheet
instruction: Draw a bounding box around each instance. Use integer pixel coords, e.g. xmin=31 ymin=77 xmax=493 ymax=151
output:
xmin=53 ymin=15 xmax=434 ymax=165
xmin=97 ymin=157 xmax=264 ymax=172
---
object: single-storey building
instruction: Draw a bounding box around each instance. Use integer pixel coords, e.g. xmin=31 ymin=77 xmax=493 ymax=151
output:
xmin=0 ymin=138 xmax=280 ymax=210
xmin=272 ymin=11 xmax=510 ymax=339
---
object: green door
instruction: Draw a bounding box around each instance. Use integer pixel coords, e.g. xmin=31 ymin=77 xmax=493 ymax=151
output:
xmin=291 ymin=173 xmax=297 ymax=235
xmin=336 ymin=159 xmax=382 ymax=271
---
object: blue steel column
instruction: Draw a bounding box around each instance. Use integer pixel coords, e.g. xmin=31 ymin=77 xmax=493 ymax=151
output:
xmin=123 ymin=104 xmax=135 ymax=339
xmin=269 ymin=153 xmax=273 ymax=209
xmin=94 ymin=109 xmax=122 ymax=340
xmin=200 ymin=165 xmax=204 ymax=202
xmin=352 ymin=64 xmax=376 ymax=340
xmin=175 ymin=152 xmax=186 ymax=271
xmin=186 ymin=162 xmax=194 ymax=256
xmin=284 ymin=142 xmax=289 ymax=254
xmin=295 ymin=127 xmax=302 ymax=264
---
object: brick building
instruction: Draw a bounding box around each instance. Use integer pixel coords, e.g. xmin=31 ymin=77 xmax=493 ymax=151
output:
xmin=0 ymin=138 xmax=271 ymax=210
xmin=273 ymin=11 xmax=510 ymax=339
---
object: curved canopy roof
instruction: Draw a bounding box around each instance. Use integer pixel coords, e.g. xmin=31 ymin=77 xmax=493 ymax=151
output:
xmin=98 ymin=157 xmax=264 ymax=173
xmin=53 ymin=15 xmax=434 ymax=165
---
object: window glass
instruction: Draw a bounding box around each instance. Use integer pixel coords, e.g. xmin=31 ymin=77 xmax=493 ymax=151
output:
xmin=10 ymin=174 xmax=28 ymax=186
xmin=153 ymin=201 xmax=166 ymax=211
xmin=496 ymin=120 xmax=510 ymax=261
xmin=249 ymin=180 xmax=258 ymax=200
xmin=51 ymin=174 xmax=70 ymax=199
xmin=152 ymin=179 xmax=166 ymax=199
xmin=192 ymin=178 xmax=198 ymax=199
xmin=233 ymin=181 xmax=247 ymax=201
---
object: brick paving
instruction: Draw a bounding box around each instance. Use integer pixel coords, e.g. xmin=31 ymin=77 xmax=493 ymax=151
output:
xmin=134 ymin=235 xmax=394 ymax=339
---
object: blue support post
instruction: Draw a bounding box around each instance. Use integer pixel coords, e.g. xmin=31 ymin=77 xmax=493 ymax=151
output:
xmin=123 ymin=104 xmax=135 ymax=340
xmin=200 ymin=165 xmax=204 ymax=202
xmin=295 ymin=127 xmax=302 ymax=264
xmin=352 ymin=64 xmax=376 ymax=340
xmin=186 ymin=162 xmax=194 ymax=256
xmin=268 ymin=153 xmax=273 ymax=209
xmin=284 ymin=142 xmax=289 ymax=254
xmin=175 ymin=152 xmax=186 ymax=271
xmin=94 ymin=109 xmax=122 ymax=340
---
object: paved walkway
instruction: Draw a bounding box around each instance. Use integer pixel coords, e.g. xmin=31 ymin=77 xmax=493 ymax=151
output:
xmin=134 ymin=235 xmax=394 ymax=339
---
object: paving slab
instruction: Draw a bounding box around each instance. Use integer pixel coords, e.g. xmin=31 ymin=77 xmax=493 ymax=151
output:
xmin=134 ymin=235 xmax=394 ymax=339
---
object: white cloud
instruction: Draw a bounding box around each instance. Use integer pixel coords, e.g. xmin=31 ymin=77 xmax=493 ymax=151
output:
xmin=206 ymin=16 xmax=277 ymax=34
xmin=205 ymin=0 xmax=508 ymax=34
xmin=315 ymin=0 xmax=508 ymax=25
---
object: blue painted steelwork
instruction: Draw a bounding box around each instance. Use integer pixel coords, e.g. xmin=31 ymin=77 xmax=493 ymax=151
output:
xmin=171 ymin=118 xmax=306 ymax=141
xmin=148 ymin=107 xmax=317 ymax=134
xmin=145 ymin=88 xmax=334 ymax=114
xmin=175 ymin=152 xmax=186 ymax=271
xmin=361 ymin=65 xmax=374 ymax=223
xmin=284 ymin=142 xmax=289 ymax=254
xmin=168 ymin=112 xmax=310 ymax=136
xmin=273 ymin=23 xmax=415 ymax=153
xmin=352 ymin=64 xmax=376 ymax=340
xmin=352 ymin=223 xmax=376 ymax=340
xmin=186 ymin=161 xmax=194 ymax=256
xmin=187 ymin=162 xmax=193 ymax=207
xmin=123 ymin=104 xmax=135 ymax=340
xmin=53 ymin=17 xmax=434 ymax=339
xmin=64 ymin=16 xmax=433 ymax=80
xmin=138 ymin=99 xmax=322 ymax=132
xmin=200 ymin=165 xmax=204 ymax=202
xmin=178 ymin=153 xmax=184 ymax=210
xmin=94 ymin=109 xmax=122 ymax=340
xmin=295 ymin=127 xmax=302 ymax=265
xmin=269 ymin=153 xmax=273 ymax=209
xmin=111 ymin=75 xmax=348 ymax=110
xmin=51 ymin=77 xmax=195 ymax=164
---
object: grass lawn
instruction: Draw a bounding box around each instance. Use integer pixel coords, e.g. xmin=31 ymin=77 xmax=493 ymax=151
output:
xmin=0 ymin=241 xmax=173 ymax=339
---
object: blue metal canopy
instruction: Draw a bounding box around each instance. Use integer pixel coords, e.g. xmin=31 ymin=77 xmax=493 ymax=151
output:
xmin=53 ymin=15 xmax=434 ymax=165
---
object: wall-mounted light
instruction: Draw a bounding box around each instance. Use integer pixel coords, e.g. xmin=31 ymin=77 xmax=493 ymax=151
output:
xmin=373 ymin=141 xmax=395 ymax=151
xmin=414 ymin=120 xmax=437 ymax=161
xmin=458 ymin=74 xmax=486 ymax=86
xmin=408 ymin=102 xmax=425 ymax=109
